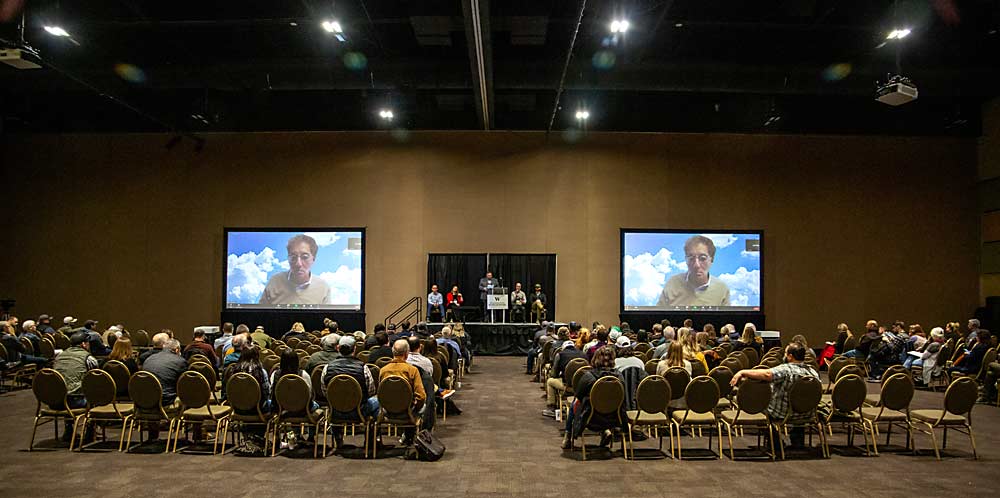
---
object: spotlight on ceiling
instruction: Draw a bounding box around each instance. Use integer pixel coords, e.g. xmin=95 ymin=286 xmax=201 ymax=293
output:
xmin=43 ymin=26 xmax=70 ymax=37
xmin=575 ymin=110 xmax=590 ymax=121
xmin=378 ymin=109 xmax=394 ymax=120
xmin=886 ymin=28 xmax=911 ymax=40
xmin=321 ymin=20 xmax=346 ymax=41
xmin=609 ymin=20 xmax=630 ymax=33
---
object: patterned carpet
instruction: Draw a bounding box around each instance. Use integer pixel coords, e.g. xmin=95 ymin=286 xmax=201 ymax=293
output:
xmin=0 ymin=357 xmax=997 ymax=497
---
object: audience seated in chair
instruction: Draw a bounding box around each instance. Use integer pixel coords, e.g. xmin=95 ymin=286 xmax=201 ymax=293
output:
xmin=52 ymin=332 xmax=99 ymax=441
xmin=378 ymin=339 xmax=427 ymax=446
xmin=561 ymin=347 xmax=627 ymax=450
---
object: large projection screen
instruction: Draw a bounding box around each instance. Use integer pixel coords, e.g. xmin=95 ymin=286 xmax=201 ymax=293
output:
xmin=622 ymin=229 xmax=762 ymax=312
xmin=224 ymin=228 xmax=364 ymax=310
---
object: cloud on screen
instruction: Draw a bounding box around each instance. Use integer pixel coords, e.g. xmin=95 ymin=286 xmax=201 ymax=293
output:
xmin=715 ymin=267 xmax=760 ymax=306
xmin=623 ymin=248 xmax=687 ymax=305
xmin=304 ymin=232 xmax=341 ymax=247
xmin=227 ymin=247 xmax=282 ymax=302
xmin=318 ymin=266 xmax=362 ymax=305
xmin=702 ymin=233 xmax=738 ymax=249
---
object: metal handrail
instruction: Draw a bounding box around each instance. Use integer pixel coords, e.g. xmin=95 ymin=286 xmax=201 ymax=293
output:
xmin=385 ymin=296 xmax=421 ymax=328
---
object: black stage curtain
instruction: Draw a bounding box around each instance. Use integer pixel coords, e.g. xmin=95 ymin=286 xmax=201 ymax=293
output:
xmin=489 ymin=253 xmax=556 ymax=319
xmin=427 ymin=253 xmax=488 ymax=313
xmin=428 ymin=323 xmax=537 ymax=355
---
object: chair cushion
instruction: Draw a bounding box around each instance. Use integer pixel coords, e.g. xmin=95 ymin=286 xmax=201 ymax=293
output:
xmin=715 ymin=398 xmax=732 ymax=410
xmin=626 ymin=410 xmax=668 ymax=424
xmin=820 ymin=394 xmax=832 ymax=404
xmin=279 ymin=408 xmax=325 ymax=424
xmin=89 ymin=403 xmax=134 ymax=418
xmin=40 ymin=407 xmax=85 ymax=417
xmin=720 ymin=410 xmax=769 ymax=425
xmin=671 ymin=411 xmax=717 ymax=424
xmin=232 ymin=412 xmax=274 ymax=423
xmin=860 ymin=406 xmax=907 ymax=422
xmin=911 ymin=409 xmax=966 ymax=425
xmin=864 ymin=394 xmax=880 ymax=407
xmin=181 ymin=405 xmax=233 ymax=421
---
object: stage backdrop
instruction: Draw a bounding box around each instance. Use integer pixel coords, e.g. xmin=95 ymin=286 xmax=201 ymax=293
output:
xmin=427 ymin=253 xmax=556 ymax=321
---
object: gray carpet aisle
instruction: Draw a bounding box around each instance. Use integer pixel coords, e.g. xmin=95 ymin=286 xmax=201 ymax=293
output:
xmin=0 ymin=357 xmax=997 ymax=498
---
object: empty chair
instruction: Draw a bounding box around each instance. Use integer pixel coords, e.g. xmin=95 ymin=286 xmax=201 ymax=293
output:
xmin=720 ymin=378 xmax=774 ymax=460
xmin=172 ymin=370 xmax=232 ymax=454
xmin=819 ymin=373 xmax=871 ymax=457
xmin=75 ymin=370 xmax=134 ymax=451
xmin=720 ymin=356 xmax=743 ymax=374
xmin=911 ymin=377 xmax=979 ymax=460
xmin=861 ymin=372 xmax=915 ymax=455
xmin=662 ymin=366 xmax=691 ymax=410
xmin=670 ymin=376 xmax=722 ymax=460
xmin=644 ymin=359 xmax=660 ymax=376
xmin=708 ymin=366 xmax=734 ymax=410
xmin=187 ymin=362 xmax=220 ymax=404
xmin=625 ymin=375 xmax=672 ymax=460
xmin=39 ymin=338 xmax=56 ymax=360
xmin=865 ymin=365 xmax=911 ymax=406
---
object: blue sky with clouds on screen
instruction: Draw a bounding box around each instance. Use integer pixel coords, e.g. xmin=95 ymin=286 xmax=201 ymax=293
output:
xmin=623 ymin=232 xmax=761 ymax=307
xmin=226 ymin=231 xmax=362 ymax=305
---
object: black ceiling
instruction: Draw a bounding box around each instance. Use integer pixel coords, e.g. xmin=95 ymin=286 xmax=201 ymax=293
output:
xmin=1 ymin=0 xmax=998 ymax=137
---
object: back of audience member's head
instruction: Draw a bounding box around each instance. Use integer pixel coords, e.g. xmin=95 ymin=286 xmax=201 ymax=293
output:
xmin=651 ymin=323 xmax=663 ymax=334
xmin=590 ymin=346 xmax=616 ymax=369
xmin=151 ymin=332 xmax=169 ymax=349
xmin=683 ymin=319 xmax=693 ymax=328
xmin=596 ymin=327 xmax=609 ymax=342
xmin=321 ymin=333 xmax=340 ymax=351
xmin=785 ymin=342 xmax=806 ymax=362
xmin=193 ymin=330 xmax=206 ymax=341
xmin=663 ymin=326 xmax=676 ymax=342
xmin=442 ymin=326 xmax=454 ymax=338
xmin=375 ymin=331 xmax=389 ymax=346
xmin=338 ymin=336 xmax=356 ymax=356
xmin=373 ymin=323 xmax=386 ymax=334
xmin=703 ymin=323 xmax=716 ymax=337
xmin=278 ymin=348 xmax=299 ymax=378
xmin=910 ymin=324 xmax=924 ymax=336
xmin=164 ymin=339 xmax=181 ymax=353
xmin=109 ymin=338 xmax=133 ymax=361
xmin=977 ymin=329 xmax=992 ymax=344
xmin=327 ymin=321 xmax=339 ymax=334
xmin=660 ymin=319 xmax=671 ymax=329
xmin=236 ymin=324 xmax=250 ymax=335
xmin=424 ymin=338 xmax=439 ymax=357
xmin=636 ymin=329 xmax=649 ymax=343
xmin=557 ymin=326 xmax=569 ymax=341
xmin=407 ymin=336 xmax=422 ymax=353
xmin=695 ymin=331 xmax=709 ymax=349
xmin=232 ymin=334 xmax=248 ymax=351
xmin=237 ymin=344 xmax=261 ymax=368
xmin=666 ymin=341 xmax=685 ymax=367
xmin=930 ymin=327 xmax=945 ymax=341
xmin=791 ymin=334 xmax=808 ymax=349
xmin=223 ymin=322 xmax=234 ymax=334
xmin=621 ymin=321 xmax=631 ymax=333
xmin=741 ymin=323 xmax=756 ymax=343
xmin=70 ymin=331 xmax=90 ymax=348
xmin=392 ymin=339 xmax=410 ymax=357
xmin=161 ymin=328 xmax=174 ymax=338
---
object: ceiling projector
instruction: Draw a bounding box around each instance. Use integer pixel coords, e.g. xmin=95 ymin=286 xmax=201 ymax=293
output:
xmin=876 ymin=74 xmax=918 ymax=106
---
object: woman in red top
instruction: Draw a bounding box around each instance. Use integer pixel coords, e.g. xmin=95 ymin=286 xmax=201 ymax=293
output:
xmin=446 ymin=286 xmax=464 ymax=321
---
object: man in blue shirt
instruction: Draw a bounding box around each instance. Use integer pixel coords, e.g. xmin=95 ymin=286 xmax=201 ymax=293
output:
xmin=427 ymin=284 xmax=445 ymax=321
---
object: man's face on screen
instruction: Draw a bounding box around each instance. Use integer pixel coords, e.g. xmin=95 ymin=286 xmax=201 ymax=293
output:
xmin=287 ymin=242 xmax=315 ymax=284
xmin=685 ymin=243 xmax=713 ymax=285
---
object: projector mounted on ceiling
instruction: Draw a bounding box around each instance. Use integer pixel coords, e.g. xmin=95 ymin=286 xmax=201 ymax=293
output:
xmin=876 ymin=74 xmax=918 ymax=106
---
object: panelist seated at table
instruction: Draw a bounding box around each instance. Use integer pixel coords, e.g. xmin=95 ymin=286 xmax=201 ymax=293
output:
xmin=427 ymin=284 xmax=445 ymax=321
xmin=510 ymin=282 xmax=527 ymax=322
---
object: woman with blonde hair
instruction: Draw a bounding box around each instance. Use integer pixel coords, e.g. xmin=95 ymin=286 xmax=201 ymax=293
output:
xmin=733 ymin=322 xmax=763 ymax=358
xmin=574 ymin=327 xmax=591 ymax=351
xmin=104 ymin=337 xmax=138 ymax=374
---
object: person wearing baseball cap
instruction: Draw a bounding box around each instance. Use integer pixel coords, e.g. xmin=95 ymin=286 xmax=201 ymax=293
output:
xmin=58 ymin=316 xmax=78 ymax=337
xmin=543 ymin=337 xmax=586 ymax=418
xmin=36 ymin=314 xmax=56 ymax=335
xmin=52 ymin=331 xmax=99 ymax=442
xmin=322 ymin=333 xmax=380 ymax=447
xmin=614 ymin=335 xmax=645 ymax=372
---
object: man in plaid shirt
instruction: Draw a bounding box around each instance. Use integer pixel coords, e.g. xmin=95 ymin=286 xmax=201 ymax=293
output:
xmin=731 ymin=342 xmax=820 ymax=447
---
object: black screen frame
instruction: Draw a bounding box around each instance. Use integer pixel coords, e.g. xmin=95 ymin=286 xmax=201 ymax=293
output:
xmin=619 ymin=228 xmax=764 ymax=313
xmin=222 ymin=226 xmax=366 ymax=312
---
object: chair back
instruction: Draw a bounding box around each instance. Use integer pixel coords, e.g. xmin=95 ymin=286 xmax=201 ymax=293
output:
xmin=188 ymin=361 xmax=217 ymax=388
xmin=950 ymin=341 xmax=966 ymax=362
xmin=571 ymin=366 xmax=592 ymax=393
xmin=720 ymin=343 xmax=734 ymax=355
xmin=663 ymin=366 xmax=691 ymax=401
xmin=563 ymin=357 xmax=588 ymax=385
xmin=838 ymin=364 xmax=864 ymax=380
xmin=20 ymin=336 xmax=34 ymax=355
xmin=683 ymin=376 xmax=721 ymax=414
xmin=540 ymin=340 xmax=553 ymax=364
xmin=761 ymin=356 xmax=783 ymax=368
xmin=311 ymin=365 xmax=327 ymax=401
xmin=743 ymin=347 xmax=760 ymax=367
xmin=377 ymin=375 xmax=414 ymax=415
xmin=880 ymin=364 xmax=910 ymax=383
xmin=32 ymin=368 xmax=68 ymax=408
xmin=357 ymin=350 xmax=371 ymax=363
xmin=842 ymin=336 xmax=858 ymax=351
xmin=53 ymin=333 xmax=71 ymax=350
xmin=226 ymin=373 xmax=263 ymax=412
xmin=306 ymin=345 xmax=322 ymax=355
xmin=735 ymin=379 xmax=771 ymax=414
xmin=375 ymin=356 xmax=392 ymax=369
xmin=187 ymin=353 xmax=211 ymax=366
xmin=326 ymin=374 xmax=364 ymax=414
xmin=720 ymin=355 xmax=743 ymax=373
xmin=431 ymin=357 xmax=445 ymax=387
xmin=589 ymin=376 xmax=625 ymax=415
xmin=787 ymin=375 xmax=823 ymax=416
xmin=177 ymin=371 xmax=212 ymax=409
xmin=366 ymin=364 xmax=380 ymax=390
xmin=286 ymin=337 xmax=301 ymax=349
xmin=634 ymin=375 xmax=671 ymax=415
xmin=39 ymin=338 xmax=56 ymax=359
xmin=730 ymin=350 xmax=749 ymax=370
xmin=102 ymin=360 xmax=132 ymax=399
xmin=81 ymin=370 xmax=117 ymax=408
xmin=943 ymin=377 xmax=978 ymax=417
xmin=708 ymin=366 xmax=734 ymax=399
xmin=262 ymin=355 xmax=281 ymax=371
xmin=274 ymin=374 xmax=311 ymax=413
xmin=132 ymin=330 xmax=150 ymax=347
xmin=634 ymin=342 xmax=652 ymax=354
xmin=644 ymin=359 xmax=660 ymax=376
xmin=880 ymin=373 xmax=914 ymax=411
xmin=976 ymin=348 xmax=997 ymax=378
xmin=830 ymin=374 xmax=867 ymax=413
xmin=690 ymin=360 xmax=708 ymax=377
xmin=129 ymin=371 xmax=166 ymax=412
xmin=827 ymin=356 xmax=849 ymax=383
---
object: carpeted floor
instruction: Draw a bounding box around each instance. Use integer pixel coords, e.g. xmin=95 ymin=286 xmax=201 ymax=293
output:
xmin=0 ymin=357 xmax=997 ymax=497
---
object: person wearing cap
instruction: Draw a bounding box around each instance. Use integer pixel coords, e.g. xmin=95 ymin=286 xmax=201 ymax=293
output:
xmin=542 ymin=338 xmax=585 ymax=418
xmin=530 ymin=284 xmax=547 ymax=323
xmin=36 ymin=314 xmax=56 ymax=335
xmin=323 ymin=334 xmax=380 ymax=447
xmin=250 ymin=325 xmax=272 ymax=350
xmin=305 ymin=333 xmax=342 ymax=373
xmin=81 ymin=320 xmax=111 ymax=356
xmin=58 ymin=316 xmax=77 ymax=337
xmin=614 ymin=335 xmax=645 ymax=372
xmin=52 ymin=332 xmax=99 ymax=440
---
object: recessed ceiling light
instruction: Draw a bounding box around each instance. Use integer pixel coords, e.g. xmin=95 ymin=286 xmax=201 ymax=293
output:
xmin=575 ymin=110 xmax=590 ymax=121
xmin=321 ymin=20 xmax=343 ymax=33
xmin=610 ymin=20 xmax=629 ymax=33
xmin=43 ymin=26 xmax=70 ymax=37
xmin=289 ymin=22 xmax=298 ymax=27
xmin=886 ymin=28 xmax=911 ymax=40
xmin=378 ymin=109 xmax=394 ymax=120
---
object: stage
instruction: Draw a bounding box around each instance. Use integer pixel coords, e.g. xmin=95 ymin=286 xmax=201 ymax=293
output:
xmin=428 ymin=322 xmax=541 ymax=356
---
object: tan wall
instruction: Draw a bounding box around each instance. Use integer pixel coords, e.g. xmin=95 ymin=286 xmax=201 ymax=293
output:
xmin=0 ymin=131 xmax=980 ymax=345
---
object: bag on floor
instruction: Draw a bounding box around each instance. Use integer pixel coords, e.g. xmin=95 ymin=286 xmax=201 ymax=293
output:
xmin=413 ymin=429 xmax=446 ymax=461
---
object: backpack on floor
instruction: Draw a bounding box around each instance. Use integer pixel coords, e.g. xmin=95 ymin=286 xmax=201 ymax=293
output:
xmin=413 ymin=429 xmax=445 ymax=461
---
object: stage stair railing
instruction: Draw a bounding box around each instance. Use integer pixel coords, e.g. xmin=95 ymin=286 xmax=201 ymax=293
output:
xmin=385 ymin=296 xmax=421 ymax=329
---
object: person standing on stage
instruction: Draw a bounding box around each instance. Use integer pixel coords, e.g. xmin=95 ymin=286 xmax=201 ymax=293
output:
xmin=510 ymin=282 xmax=527 ymax=322
xmin=446 ymin=285 xmax=464 ymax=321
xmin=427 ymin=284 xmax=445 ymax=321
xmin=479 ymin=271 xmax=500 ymax=322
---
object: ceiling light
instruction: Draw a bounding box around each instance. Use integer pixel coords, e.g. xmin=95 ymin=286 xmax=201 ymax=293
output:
xmin=575 ymin=110 xmax=590 ymax=121
xmin=321 ymin=20 xmax=343 ymax=33
xmin=610 ymin=20 xmax=629 ymax=33
xmin=886 ymin=28 xmax=911 ymax=40
xmin=378 ymin=109 xmax=394 ymax=120
xmin=43 ymin=26 xmax=70 ymax=37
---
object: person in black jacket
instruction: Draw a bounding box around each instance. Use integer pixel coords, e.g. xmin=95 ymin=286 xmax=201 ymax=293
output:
xmin=543 ymin=339 xmax=586 ymax=418
xmin=948 ymin=330 xmax=992 ymax=377
xmin=562 ymin=347 xmax=626 ymax=449
xmin=366 ymin=331 xmax=393 ymax=365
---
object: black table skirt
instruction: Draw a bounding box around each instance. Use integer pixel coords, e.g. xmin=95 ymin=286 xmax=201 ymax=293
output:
xmin=428 ymin=322 xmax=539 ymax=356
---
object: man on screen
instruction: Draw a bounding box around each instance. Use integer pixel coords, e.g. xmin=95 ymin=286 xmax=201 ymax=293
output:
xmin=656 ymin=235 xmax=730 ymax=307
xmin=258 ymin=234 xmax=332 ymax=305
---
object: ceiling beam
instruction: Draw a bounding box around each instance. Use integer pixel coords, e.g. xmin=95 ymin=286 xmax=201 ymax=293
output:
xmin=461 ymin=0 xmax=493 ymax=130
